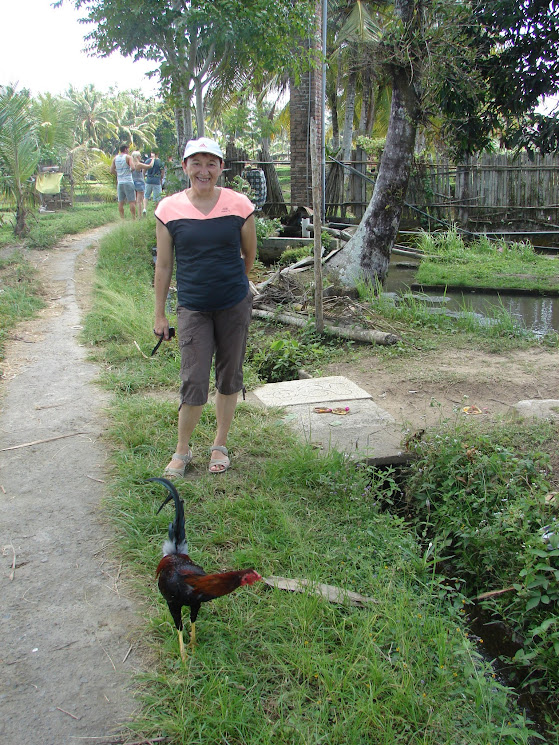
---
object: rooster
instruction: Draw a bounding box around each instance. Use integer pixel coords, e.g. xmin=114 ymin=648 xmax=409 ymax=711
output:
xmin=148 ymin=477 xmax=262 ymax=661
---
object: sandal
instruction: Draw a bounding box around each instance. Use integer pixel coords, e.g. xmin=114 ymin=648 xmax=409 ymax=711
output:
xmin=162 ymin=450 xmax=193 ymax=479
xmin=208 ymin=445 xmax=230 ymax=474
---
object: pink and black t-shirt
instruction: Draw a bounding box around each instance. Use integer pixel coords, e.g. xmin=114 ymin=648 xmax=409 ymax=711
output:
xmin=155 ymin=188 xmax=254 ymax=311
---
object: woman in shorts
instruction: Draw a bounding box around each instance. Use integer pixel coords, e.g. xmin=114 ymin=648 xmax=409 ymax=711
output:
xmin=131 ymin=151 xmax=153 ymax=216
xmin=153 ymin=137 xmax=256 ymax=475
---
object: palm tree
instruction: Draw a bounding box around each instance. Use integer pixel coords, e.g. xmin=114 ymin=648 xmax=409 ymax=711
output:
xmin=0 ymin=86 xmax=40 ymax=238
xmin=67 ymin=85 xmax=118 ymax=148
xmin=109 ymin=91 xmax=157 ymax=152
xmin=33 ymin=93 xmax=76 ymax=165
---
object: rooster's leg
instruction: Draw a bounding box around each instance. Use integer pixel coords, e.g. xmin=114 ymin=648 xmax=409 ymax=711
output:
xmin=177 ymin=628 xmax=187 ymax=662
xmin=189 ymin=621 xmax=196 ymax=651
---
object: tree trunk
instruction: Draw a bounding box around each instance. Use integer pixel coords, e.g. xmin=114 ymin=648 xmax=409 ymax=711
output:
xmin=325 ymin=160 xmax=344 ymax=219
xmin=259 ymin=142 xmax=288 ymax=218
xmin=14 ymin=197 xmax=29 ymax=238
xmin=194 ymin=78 xmax=204 ymax=137
xmin=341 ymin=66 xmax=357 ymax=163
xmin=327 ymin=54 xmax=342 ymax=152
xmin=359 ymin=67 xmax=375 ymax=135
xmin=325 ymin=67 xmax=420 ymax=287
xmin=173 ymin=85 xmax=193 ymax=159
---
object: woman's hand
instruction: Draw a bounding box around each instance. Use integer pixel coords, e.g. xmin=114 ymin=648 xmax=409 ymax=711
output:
xmin=154 ymin=317 xmax=171 ymax=339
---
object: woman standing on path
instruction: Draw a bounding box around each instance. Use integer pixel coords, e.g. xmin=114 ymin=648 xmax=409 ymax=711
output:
xmin=131 ymin=151 xmax=153 ymax=216
xmin=153 ymin=137 xmax=257 ymax=475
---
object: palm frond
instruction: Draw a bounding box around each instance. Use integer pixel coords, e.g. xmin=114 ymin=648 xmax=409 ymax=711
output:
xmin=335 ymin=1 xmax=382 ymax=46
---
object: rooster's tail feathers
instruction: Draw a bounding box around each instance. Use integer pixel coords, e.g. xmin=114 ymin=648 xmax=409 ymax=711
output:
xmin=146 ymin=477 xmax=188 ymax=556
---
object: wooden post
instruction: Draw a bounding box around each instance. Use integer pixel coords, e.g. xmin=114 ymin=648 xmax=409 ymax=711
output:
xmin=310 ymin=118 xmax=324 ymax=333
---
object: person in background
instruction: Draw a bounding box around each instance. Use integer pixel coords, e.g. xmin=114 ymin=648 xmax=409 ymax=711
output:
xmin=153 ymin=137 xmax=257 ymax=476
xmin=143 ymin=151 xmax=164 ymax=214
xmin=131 ymin=151 xmax=154 ymax=216
xmin=110 ymin=144 xmax=136 ymax=219
xmin=162 ymin=155 xmax=175 ymax=191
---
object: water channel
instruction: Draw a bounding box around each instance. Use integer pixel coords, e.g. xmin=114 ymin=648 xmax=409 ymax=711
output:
xmin=385 ymin=260 xmax=559 ymax=336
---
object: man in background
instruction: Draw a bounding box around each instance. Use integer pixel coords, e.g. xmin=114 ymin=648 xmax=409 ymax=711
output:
xmin=143 ymin=151 xmax=164 ymax=214
xmin=110 ymin=144 xmax=136 ymax=219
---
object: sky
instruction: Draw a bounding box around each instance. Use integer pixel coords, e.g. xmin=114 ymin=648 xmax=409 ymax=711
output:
xmin=2 ymin=0 xmax=557 ymax=116
xmin=2 ymin=0 xmax=160 ymax=97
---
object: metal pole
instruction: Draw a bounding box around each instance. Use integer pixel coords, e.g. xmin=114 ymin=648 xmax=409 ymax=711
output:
xmin=310 ymin=118 xmax=324 ymax=333
xmin=321 ymin=0 xmax=327 ymax=221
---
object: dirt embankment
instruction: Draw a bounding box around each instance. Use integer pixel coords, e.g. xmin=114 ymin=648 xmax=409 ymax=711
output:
xmin=325 ymin=346 xmax=559 ymax=433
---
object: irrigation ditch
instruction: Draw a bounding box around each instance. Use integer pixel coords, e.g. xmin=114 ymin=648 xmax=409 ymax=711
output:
xmin=357 ymin=452 xmax=558 ymax=741
xmin=386 ymin=261 xmax=559 ymax=336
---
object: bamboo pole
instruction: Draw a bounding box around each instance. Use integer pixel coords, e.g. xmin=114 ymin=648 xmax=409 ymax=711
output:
xmin=310 ymin=118 xmax=324 ymax=333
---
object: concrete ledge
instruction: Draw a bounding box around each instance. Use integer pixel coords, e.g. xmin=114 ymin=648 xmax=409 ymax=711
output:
xmin=512 ymin=399 xmax=559 ymax=419
xmin=259 ymin=237 xmax=314 ymax=263
xmin=281 ymin=399 xmax=399 ymax=458
xmin=250 ymin=376 xmax=402 ymax=458
xmin=253 ymin=376 xmax=372 ymax=407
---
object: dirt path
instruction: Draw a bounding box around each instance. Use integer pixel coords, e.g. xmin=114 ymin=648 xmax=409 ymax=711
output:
xmin=325 ymin=345 xmax=559 ymax=433
xmin=0 ymin=226 xmax=140 ymax=745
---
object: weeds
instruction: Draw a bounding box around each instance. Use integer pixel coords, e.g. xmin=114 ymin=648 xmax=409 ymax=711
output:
xmin=405 ymin=419 xmax=559 ymax=709
xmin=0 ymin=250 xmax=45 ymax=363
xmin=356 ymin=278 xmax=557 ymax=352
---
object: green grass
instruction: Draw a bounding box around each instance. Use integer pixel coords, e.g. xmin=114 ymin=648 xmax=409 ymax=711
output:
xmin=356 ymin=279 xmax=558 ymax=354
xmin=0 ymin=251 xmax=45 ymax=363
xmin=84 ymin=217 xmax=554 ymax=743
xmin=0 ymin=201 xmax=120 ymax=367
xmin=105 ymin=397 xmax=541 ymax=745
xmin=413 ymin=230 xmax=559 ymax=293
xmin=0 ymin=202 xmax=119 ymax=249
xmin=275 ymin=164 xmax=291 ymax=203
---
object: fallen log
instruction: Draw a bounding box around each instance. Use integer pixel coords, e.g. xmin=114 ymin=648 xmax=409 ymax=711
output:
xmin=263 ymin=575 xmax=378 ymax=607
xmin=322 ymin=225 xmax=354 ymax=242
xmin=252 ymin=308 xmax=399 ymax=345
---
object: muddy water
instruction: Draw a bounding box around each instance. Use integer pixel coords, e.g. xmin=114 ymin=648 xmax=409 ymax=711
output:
xmin=385 ymin=262 xmax=559 ymax=335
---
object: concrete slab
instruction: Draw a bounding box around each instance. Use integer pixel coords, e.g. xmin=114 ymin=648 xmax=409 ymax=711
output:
xmin=249 ymin=376 xmax=404 ymax=459
xmin=253 ymin=375 xmax=372 ymax=407
xmin=280 ymin=398 xmax=401 ymax=458
xmin=512 ymin=399 xmax=559 ymax=420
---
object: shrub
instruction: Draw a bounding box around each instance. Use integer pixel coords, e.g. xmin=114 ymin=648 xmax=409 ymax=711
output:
xmin=405 ymin=420 xmax=559 ymax=704
xmin=246 ymin=327 xmax=325 ymax=382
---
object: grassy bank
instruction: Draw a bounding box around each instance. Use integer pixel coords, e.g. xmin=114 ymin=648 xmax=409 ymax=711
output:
xmin=413 ymin=230 xmax=559 ymax=293
xmin=0 ymin=251 xmax=45 ymax=365
xmin=0 ymin=202 xmax=119 ymax=365
xmin=83 ymin=220 xmax=557 ymax=743
xmin=406 ymin=419 xmax=559 ymax=721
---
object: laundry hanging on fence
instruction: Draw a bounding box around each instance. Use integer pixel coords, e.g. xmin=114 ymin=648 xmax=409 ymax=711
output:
xmin=36 ymin=172 xmax=64 ymax=195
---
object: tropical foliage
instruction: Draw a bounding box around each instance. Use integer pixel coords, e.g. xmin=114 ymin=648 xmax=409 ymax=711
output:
xmin=0 ymin=86 xmax=40 ymax=237
xmin=0 ymin=82 xmax=175 ymax=236
xmin=67 ymin=0 xmax=315 ymax=153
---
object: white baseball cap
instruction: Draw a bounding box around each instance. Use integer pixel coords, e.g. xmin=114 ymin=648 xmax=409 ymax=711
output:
xmin=183 ymin=137 xmax=224 ymax=161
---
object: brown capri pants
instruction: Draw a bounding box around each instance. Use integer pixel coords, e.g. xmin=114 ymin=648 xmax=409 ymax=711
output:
xmin=176 ymin=292 xmax=253 ymax=407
